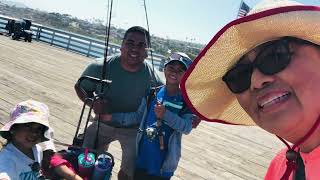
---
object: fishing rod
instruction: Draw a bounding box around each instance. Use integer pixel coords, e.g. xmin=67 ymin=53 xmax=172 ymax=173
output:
xmin=73 ymin=0 xmax=113 ymax=147
xmin=142 ymin=0 xmax=165 ymax=150
xmin=143 ymin=0 xmax=155 ymax=75
xmin=102 ymin=0 xmax=113 ymax=84
xmin=93 ymin=0 xmax=114 ymax=149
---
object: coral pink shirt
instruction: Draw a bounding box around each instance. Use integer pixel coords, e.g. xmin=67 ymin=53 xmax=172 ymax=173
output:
xmin=50 ymin=154 xmax=76 ymax=172
xmin=265 ymin=146 xmax=320 ymax=180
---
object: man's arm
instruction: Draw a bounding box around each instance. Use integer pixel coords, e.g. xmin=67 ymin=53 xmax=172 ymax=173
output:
xmin=98 ymin=98 xmax=147 ymax=126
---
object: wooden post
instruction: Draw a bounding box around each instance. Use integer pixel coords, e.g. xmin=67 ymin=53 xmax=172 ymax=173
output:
xmin=87 ymin=41 xmax=92 ymax=57
xmin=36 ymin=27 xmax=41 ymax=41
xmin=66 ymin=36 xmax=71 ymax=51
xmin=50 ymin=31 xmax=55 ymax=46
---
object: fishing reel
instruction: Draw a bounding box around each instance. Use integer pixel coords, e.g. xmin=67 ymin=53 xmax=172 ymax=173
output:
xmin=146 ymin=127 xmax=158 ymax=141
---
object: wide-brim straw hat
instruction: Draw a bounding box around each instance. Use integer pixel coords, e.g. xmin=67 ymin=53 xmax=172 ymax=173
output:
xmin=181 ymin=0 xmax=320 ymax=126
xmin=0 ymin=100 xmax=52 ymax=141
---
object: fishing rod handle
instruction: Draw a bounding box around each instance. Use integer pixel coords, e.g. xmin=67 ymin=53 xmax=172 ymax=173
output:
xmin=77 ymin=76 xmax=112 ymax=85
xmin=158 ymin=131 xmax=164 ymax=150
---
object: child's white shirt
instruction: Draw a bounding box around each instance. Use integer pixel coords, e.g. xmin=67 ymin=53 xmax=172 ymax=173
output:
xmin=0 ymin=143 xmax=42 ymax=180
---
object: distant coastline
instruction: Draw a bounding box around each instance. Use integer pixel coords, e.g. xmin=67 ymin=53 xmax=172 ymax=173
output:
xmin=0 ymin=0 xmax=202 ymax=59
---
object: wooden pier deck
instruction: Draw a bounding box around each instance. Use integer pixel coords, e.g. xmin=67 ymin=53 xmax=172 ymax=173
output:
xmin=0 ymin=35 xmax=284 ymax=180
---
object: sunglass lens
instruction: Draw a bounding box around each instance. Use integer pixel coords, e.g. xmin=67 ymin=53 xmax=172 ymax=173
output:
xmin=256 ymin=41 xmax=291 ymax=75
xmin=223 ymin=64 xmax=253 ymax=93
xmin=223 ymin=39 xmax=292 ymax=94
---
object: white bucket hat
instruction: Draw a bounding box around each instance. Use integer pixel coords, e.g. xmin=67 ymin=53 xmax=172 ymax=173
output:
xmin=0 ymin=100 xmax=52 ymax=141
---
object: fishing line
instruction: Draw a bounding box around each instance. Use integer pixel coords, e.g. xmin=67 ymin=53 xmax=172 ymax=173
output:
xmin=102 ymin=0 xmax=113 ymax=87
xmin=143 ymin=0 xmax=156 ymax=77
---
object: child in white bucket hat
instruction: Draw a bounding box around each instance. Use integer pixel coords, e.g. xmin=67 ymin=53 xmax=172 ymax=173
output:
xmin=182 ymin=0 xmax=320 ymax=180
xmin=0 ymin=100 xmax=52 ymax=179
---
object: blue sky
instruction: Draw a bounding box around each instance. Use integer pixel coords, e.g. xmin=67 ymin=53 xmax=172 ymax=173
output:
xmin=9 ymin=0 xmax=320 ymax=44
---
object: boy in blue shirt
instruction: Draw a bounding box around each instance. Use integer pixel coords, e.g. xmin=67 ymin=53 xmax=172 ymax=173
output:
xmin=134 ymin=53 xmax=196 ymax=180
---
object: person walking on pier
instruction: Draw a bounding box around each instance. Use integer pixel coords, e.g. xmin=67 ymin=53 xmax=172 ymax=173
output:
xmin=75 ymin=26 xmax=162 ymax=180
xmin=182 ymin=0 xmax=320 ymax=179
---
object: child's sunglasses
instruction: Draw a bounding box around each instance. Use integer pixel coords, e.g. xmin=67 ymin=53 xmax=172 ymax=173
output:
xmin=222 ymin=37 xmax=317 ymax=94
xmin=30 ymin=162 xmax=45 ymax=179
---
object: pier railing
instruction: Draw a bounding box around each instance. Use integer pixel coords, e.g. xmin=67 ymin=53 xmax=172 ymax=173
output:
xmin=0 ymin=15 xmax=166 ymax=70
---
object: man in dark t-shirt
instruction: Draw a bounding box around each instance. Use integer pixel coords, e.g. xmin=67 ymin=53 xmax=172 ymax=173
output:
xmin=75 ymin=26 xmax=162 ymax=180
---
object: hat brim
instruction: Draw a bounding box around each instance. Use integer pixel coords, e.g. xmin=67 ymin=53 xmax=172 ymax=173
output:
xmin=0 ymin=115 xmax=52 ymax=141
xmin=181 ymin=5 xmax=320 ymax=126
xmin=165 ymin=60 xmax=188 ymax=70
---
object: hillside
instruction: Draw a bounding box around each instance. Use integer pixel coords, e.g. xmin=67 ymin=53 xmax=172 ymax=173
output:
xmin=0 ymin=1 xmax=203 ymax=59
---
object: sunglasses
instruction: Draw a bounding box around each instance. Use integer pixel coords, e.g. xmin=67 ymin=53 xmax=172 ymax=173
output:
xmin=30 ymin=162 xmax=45 ymax=179
xmin=222 ymin=38 xmax=296 ymax=94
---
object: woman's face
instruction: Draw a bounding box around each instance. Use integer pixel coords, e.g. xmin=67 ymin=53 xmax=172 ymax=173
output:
xmin=235 ymin=40 xmax=320 ymax=142
xmin=12 ymin=123 xmax=45 ymax=149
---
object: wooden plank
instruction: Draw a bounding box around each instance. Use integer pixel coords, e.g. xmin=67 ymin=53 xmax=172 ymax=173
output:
xmin=0 ymin=35 xmax=284 ymax=179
